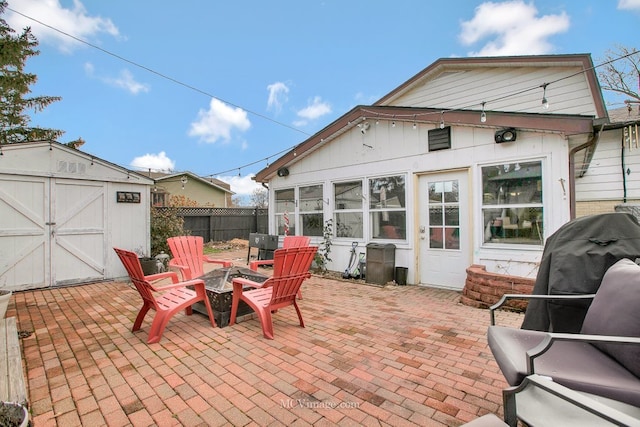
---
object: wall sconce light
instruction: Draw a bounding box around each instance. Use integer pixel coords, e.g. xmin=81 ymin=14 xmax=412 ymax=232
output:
xmin=277 ymin=167 xmax=290 ymax=177
xmin=495 ymin=128 xmax=517 ymax=143
xmin=181 ymin=175 xmax=188 ymax=189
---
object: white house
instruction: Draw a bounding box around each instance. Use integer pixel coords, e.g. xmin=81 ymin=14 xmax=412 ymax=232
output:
xmin=253 ymin=54 xmax=612 ymax=289
xmin=575 ymin=104 xmax=640 ymax=217
xmin=0 ymin=141 xmax=154 ymax=291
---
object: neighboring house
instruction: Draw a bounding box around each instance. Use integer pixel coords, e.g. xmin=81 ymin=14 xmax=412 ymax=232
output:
xmin=147 ymin=171 xmax=234 ymax=207
xmin=253 ymin=54 xmax=612 ymax=289
xmin=0 ymin=141 xmax=154 ymax=291
xmin=574 ymin=103 xmax=640 ymax=216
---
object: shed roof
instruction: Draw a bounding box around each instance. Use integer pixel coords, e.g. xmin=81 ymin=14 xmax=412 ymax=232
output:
xmin=0 ymin=140 xmax=154 ymax=184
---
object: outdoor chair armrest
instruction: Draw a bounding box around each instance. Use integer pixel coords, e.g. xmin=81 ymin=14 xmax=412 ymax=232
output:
xmin=526 ymin=332 xmax=640 ymax=375
xmin=203 ymin=255 xmax=233 ymax=267
xmin=144 ymin=271 xmax=180 ymax=284
xmin=231 ymin=276 xmax=269 ymax=290
xmin=490 ymin=294 xmax=596 ymax=325
xmin=168 ymin=259 xmax=189 ymax=273
xmin=149 ymin=279 xmax=205 ymax=292
xmin=503 ymin=374 xmax=640 ymax=427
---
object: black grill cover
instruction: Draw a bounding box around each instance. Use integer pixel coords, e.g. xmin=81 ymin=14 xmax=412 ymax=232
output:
xmin=521 ymin=212 xmax=640 ymax=333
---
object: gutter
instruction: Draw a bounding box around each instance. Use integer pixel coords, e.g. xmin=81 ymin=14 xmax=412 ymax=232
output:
xmin=568 ymin=123 xmax=604 ymax=219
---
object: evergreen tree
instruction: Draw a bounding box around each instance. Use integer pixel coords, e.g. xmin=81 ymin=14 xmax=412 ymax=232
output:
xmin=0 ymin=1 xmax=63 ymax=144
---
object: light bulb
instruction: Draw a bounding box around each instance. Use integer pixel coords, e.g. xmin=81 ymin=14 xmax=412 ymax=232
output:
xmin=541 ymin=83 xmax=549 ymax=110
xmin=480 ymin=111 xmax=487 ymax=123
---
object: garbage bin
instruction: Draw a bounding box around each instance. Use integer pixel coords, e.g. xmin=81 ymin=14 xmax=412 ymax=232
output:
xmin=395 ymin=267 xmax=408 ymax=285
xmin=366 ymin=243 xmax=395 ymax=285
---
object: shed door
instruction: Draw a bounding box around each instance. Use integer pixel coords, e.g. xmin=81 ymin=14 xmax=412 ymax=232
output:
xmin=51 ymin=179 xmax=106 ymax=286
xmin=0 ymin=175 xmax=49 ymax=290
xmin=0 ymin=175 xmax=106 ymax=290
xmin=418 ymin=170 xmax=471 ymax=290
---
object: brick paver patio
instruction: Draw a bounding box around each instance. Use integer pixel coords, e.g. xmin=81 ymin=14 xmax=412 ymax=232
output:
xmin=8 ymin=249 xmax=523 ymax=426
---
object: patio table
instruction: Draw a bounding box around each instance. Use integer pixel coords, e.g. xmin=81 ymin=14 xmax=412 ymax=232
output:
xmin=190 ymin=267 xmax=268 ymax=327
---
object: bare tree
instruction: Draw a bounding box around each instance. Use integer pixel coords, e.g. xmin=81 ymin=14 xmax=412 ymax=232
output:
xmin=597 ymin=45 xmax=640 ymax=105
xmin=249 ymin=188 xmax=268 ymax=208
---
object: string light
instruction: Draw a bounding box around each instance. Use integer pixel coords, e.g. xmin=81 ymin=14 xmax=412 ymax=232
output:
xmin=12 ymin=6 xmax=640 ymax=183
xmin=391 ymin=115 xmax=396 ymax=127
xmin=413 ymin=115 xmax=417 ymax=130
xmin=480 ymin=102 xmax=487 ymax=123
xmin=541 ymin=83 xmax=549 ymax=109
xmin=439 ymin=111 xmax=445 ymax=129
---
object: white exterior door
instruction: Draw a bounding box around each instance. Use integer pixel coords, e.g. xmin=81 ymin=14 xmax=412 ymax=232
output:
xmin=0 ymin=176 xmax=106 ymax=290
xmin=0 ymin=175 xmax=49 ymax=290
xmin=52 ymin=179 xmax=106 ymax=286
xmin=418 ymin=170 xmax=471 ymax=290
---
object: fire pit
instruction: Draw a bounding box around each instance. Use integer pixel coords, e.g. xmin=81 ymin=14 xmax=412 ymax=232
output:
xmin=191 ymin=267 xmax=268 ymax=327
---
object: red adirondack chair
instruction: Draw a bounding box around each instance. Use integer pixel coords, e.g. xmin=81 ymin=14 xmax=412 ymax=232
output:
xmin=229 ymin=245 xmax=317 ymax=339
xmin=167 ymin=236 xmax=232 ymax=280
xmin=114 ymin=247 xmax=216 ymax=344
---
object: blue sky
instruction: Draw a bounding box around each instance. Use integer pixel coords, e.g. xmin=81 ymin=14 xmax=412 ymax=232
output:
xmin=5 ymin=0 xmax=640 ymax=198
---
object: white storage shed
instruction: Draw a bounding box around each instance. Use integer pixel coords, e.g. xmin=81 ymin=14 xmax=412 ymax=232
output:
xmin=0 ymin=141 xmax=153 ymax=291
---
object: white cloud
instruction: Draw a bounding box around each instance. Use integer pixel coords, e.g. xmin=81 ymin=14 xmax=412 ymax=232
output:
xmin=131 ymin=151 xmax=175 ymax=172
xmin=295 ymin=96 xmax=332 ymax=126
xmin=217 ymin=174 xmax=262 ymax=197
xmin=267 ymin=82 xmax=290 ymax=114
xmin=105 ymin=69 xmax=150 ymax=95
xmin=459 ymin=1 xmax=570 ymax=56
xmin=84 ymin=63 xmax=149 ymax=94
xmin=188 ymin=98 xmax=251 ymax=143
xmin=84 ymin=62 xmax=94 ymax=75
xmin=6 ymin=0 xmax=120 ymax=53
xmin=618 ymin=0 xmax=640 ymax=10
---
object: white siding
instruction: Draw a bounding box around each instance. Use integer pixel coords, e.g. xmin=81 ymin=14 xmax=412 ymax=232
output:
xmin=389 ymin=66 xmax=597 ymax=116
xmin=576 ymin=128 xmax=640 ymax=201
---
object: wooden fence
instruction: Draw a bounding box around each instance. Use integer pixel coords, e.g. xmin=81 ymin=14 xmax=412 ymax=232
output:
xmin=156 ymin=207 xmax=269 ymax=242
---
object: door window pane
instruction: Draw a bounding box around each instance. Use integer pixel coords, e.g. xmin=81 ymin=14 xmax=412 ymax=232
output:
xmin=428 ymin=180 xmax=460 ymax=250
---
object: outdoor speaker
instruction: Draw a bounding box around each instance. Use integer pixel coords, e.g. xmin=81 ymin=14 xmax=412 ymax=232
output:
xmin=495 ymin=128 xmax=517 ymax=143
xmin=277 ymin=167 xmax=289 ymax=177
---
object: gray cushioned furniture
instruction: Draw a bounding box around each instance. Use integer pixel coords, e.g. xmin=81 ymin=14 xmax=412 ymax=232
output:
xmin=488 ymin=258 xmax=640 ymax=407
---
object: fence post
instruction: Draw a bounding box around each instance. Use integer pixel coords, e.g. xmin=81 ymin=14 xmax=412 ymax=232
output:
xmin=208 ymin=210 xmax=214 ymax=243
xmin=253 ymin=207 xmax=259 ymax=234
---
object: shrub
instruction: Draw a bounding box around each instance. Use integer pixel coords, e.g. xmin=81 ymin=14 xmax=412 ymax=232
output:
xmin=150 ymin=207 xmax=189 ymax=256
xmin=314 ymin=219 xmax=333 ymax=272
